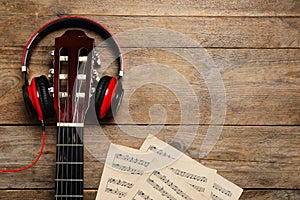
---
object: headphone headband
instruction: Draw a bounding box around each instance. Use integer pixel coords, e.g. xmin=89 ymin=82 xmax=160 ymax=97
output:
xmin=21 ymin=16 xmax=124 ymax=83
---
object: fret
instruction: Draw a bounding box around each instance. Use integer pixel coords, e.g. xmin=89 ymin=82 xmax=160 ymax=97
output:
xmin=57 ymin=122 xmax=84 ymax=127
xmin=55 ymin=179 xmax=83 ymax=197
xmin=56 ymin=162 xmax=83 ymax=164
xmin=55 ymin=126 xmax=84 ymax=198
xmin=56 ymin=144 xmax=84 ymax=146
xmin=55 ymin=195 xmax=83 ymax=197
xmin=57 ymin=127 xmax=84 ymax=144
xmin=56 ymin=147 xmax=83 ymax=162
xmin=55 ymin=179 xmax=83 ymax=181
xmin=56 ymin=163 xmax=83 ymax=180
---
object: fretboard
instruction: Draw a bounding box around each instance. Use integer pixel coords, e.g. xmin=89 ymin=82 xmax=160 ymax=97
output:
xmin=55 ymin=126 xmax=84 ymax=200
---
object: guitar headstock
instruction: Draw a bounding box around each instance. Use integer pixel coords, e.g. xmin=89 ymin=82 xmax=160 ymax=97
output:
xmin=53 ymin=30 xmax=94 ymax=124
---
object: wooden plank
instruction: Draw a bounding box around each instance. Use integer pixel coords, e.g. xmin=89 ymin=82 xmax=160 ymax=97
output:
xmin=0 ymin=1 xmax=298 ymax=199
xmin=0 ymin=48 xmax=299 ymax=125
xmin=0 ymin=0 xmax=299 ymax=17
xmin=1 ymin=157 xmax=299 ymax=189
xmin=0 ymin=126 xmax=299 ymax=189
xmin=1 ymin=125 xmax=299 ymax=163
xmin=0 ymin=189 xmax=300 ymax=200
xmin=0 ymin=15 xmax=299 ymax=48
xmin=241 ymin=190 xmax=300 ymax=200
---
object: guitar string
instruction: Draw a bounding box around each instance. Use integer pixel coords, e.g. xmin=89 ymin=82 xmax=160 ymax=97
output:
xmin=64 ymin=48 xmax=71 ymax=200
xmin=55 ymin=93 xmax=60 ymax=200
xmin=56 ymin=47 xmax=91 ymax=199
xmin=70 ymin=77 xmax=74 ymax=198
xmin=55 ymin=102 xmax=58 ymax=200
xmin=65 ymin=49 xmax=86 ymax=199
xmin=66 ymin=124 xmax=69 ymax=199
xmin=74 ymin=56 xmax=80 ymax=197
xmin=56 ymin=83 xmax=68 ymax=199
xmin=72 ymin=48 xmax=88 ymax=198
xmin=62 ymin=52 xmax=69 ymax=199
xmin=55 ymin=48 xmax=88 ymax=199
xmin=77 ymin=49 xmax=88 ymax=197
xmin=63 ymin=91 xmax=68 ymax=200
xmin=74 ymin=59 xmax=80 ymax=198
xmin=56 ymin=83 xmax=65 ymax=199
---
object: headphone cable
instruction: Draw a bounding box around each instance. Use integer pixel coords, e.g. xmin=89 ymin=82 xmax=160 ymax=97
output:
xmin=0 ymin=121 xmax=46 ymax=173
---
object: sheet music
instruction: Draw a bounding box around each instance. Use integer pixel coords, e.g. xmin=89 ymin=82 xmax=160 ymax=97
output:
xmin=96 ymin=136 xmax=243 ymax=200
xmin=210 ymin=174 xmax=243 ymax=200
xmin=124 ymin=168 xmax=209 ymax=200
xmin=96 ymin=143 xmax=169 ymax=200
xmin=140 ymin=135 xmax=217 ymax=199
xmin=140 ymin=135 xmax=243 ymax=200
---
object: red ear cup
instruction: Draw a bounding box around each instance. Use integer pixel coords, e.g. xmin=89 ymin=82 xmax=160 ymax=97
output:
xmin=25 ymin=77 xmax=44 ymax=120
xmin=22 ymin=75 xmax=55 ymax=120
xmin=95 ymin=76 xmax=123 ymax=120
xmin=109 ymin=80 xmax=124 ymax=117
xmin=22 ymin=85 xmax=37 ymax=116
xmin=35 ymin=76 xmax=55 ymax=118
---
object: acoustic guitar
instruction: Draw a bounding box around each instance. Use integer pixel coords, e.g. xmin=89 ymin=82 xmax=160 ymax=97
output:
xmin=53 ymin=29 xmax=94 ymax=199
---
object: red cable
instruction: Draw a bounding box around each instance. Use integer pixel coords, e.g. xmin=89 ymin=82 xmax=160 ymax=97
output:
xmin=0 ymin=131 xmax=46 ymax=173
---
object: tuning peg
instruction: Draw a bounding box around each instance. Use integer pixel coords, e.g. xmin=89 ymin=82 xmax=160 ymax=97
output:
xmin=48 ymin=87 xmax=54 ymax=93
xmin=91 ymin=87 xmax=96 ymax=95
xmin=48 ymin=68 xmax=54 ymax=78
xmin=48 ymin=87 xmax=54 ymax=97
xmin=92 ymin=69 xmax=100 ymax=82
xmin=48 ymin=68 xmax=54 ymax=80
xmin=93 ymin=50 xmax=101 ymax=68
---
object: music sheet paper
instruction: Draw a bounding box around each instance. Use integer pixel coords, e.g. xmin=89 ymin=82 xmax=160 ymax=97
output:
xmin=211 ymin=174 xmax=243 ymax=200
xmin=140 ymin=135 xmax=243 ymax=200
xmin=140 ymin=135 xmax=217 ymax=199
xmin=124 ymin=168 xmax=209 ymax=200
xmin=95 ymin=143 xmax=169 ymax=200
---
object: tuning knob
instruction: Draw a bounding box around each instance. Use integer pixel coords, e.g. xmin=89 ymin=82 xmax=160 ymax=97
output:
xmin=48 ymin=87 xmax=54 ymax=97
xmin=48 ymin=68 xmax=54 ymax=79
xmin=93 ymin=50 xmax=101 ymax=68
xmin=49 ymin=68 xmax=54 ymax=75
xmin=92 ymin=69 xmax=100 ymax=82
xmin=91 ymin=87 xmax=96 ymax=95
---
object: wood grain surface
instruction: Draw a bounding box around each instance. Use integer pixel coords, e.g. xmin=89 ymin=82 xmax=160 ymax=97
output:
xmin=0 ymin=0 xmax=299 ymax=199
xmin=0 ymin=0 xmax=299 ymax=17
xmin=1 ymin=15 xmax=299 ymax=48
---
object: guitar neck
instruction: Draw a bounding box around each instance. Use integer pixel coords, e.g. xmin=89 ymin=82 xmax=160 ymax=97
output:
xmin=55 ymin=126 xmax=84 ymax=199
xmin=53 ymin=30 xmax=94 ymax=200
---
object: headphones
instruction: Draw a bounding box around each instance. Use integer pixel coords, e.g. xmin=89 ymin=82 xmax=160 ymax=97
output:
xmin=21 ymin=16 xmax=124 ymax=122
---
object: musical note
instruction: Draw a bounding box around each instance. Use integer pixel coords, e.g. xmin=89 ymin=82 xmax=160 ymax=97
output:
xmin=115 ymin=153 xmax=150 ymax=167
xmin=213 ymin=183 xmax=233 ymax=197
xmin=190 ymin=184 xmax=205 ymax=193
xmin=140 ymin=135 xmax=217 ymax=199
xmin=96 ymin=143 xmax=162 ymax=200
xmin=97 ymin=137 xmax=243 ymax=200
xmin=146 ymin=145 xmax=175 ymax=159
xmin=133 ymin=190 xmax=153 ymax=200
xmin=146 ymin=176 xmax=177 ymax=200
xmin=124 ymin=168 xmax=206 ymax=200
xmin=105 ymin=187 xmax=127 ymax=198
xmin=112 ymin=163 xmax=143 ymax=175
xmin=151 ymin=171 xmax=193 ymax=200
xmin=210 ymin=192 xmax=223 ymax=200
xmin=107 ymin=178 xmax=134 ymax=189
xmin=169 ymin=167 xmax=207 ymax=183
xmin=210 ymin=174 xmax=243 ymax=200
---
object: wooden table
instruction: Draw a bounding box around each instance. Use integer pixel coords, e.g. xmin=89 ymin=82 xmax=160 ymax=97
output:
xmin=0 ymin=1 xmax=299 ymax=199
